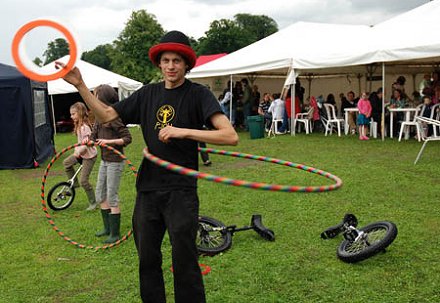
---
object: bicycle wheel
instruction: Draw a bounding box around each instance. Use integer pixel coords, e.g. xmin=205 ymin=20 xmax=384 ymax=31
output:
xmin=47 ymin=182 xmax=75 ymax=211
xmin=337 ymin=221 xmax=397 ymax=263
xmin=197 ymin=216 xmax=232 ymax=256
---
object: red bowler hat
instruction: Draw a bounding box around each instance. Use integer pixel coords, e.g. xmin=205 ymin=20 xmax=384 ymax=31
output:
xmin=149 ymin=31 xmax=197 ymax=70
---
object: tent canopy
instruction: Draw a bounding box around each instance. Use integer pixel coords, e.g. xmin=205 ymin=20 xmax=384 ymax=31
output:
xmin=42 ymin=56 xmax=142 ymax=95
xmin=194 ymin=53 xmax=227 ymax=68
xmin=188 ymin=1 xmax=440 ymax=79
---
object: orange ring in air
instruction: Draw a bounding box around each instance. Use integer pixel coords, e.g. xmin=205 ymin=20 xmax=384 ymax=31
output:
xmin=11 ymin=19 xmax=77 ymax=82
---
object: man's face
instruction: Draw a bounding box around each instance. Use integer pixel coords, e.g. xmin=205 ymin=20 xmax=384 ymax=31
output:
xmin=159 ymin=51 xmax=188 ymax=87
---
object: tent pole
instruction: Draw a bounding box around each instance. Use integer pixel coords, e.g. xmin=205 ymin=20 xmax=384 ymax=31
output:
xmin=51 ymin=95 xmax=57 ymax=136
xmin=229 ymin=74 xmax=233 ymax=125
xmin=381 ymin=62 xmax=385 ymax=141
xmin=291 ymin=83 xmax=295 ymax=136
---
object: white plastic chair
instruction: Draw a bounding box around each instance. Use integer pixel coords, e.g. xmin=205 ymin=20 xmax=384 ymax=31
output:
xmin=323 ymin=104 xmax=344 ymax=136
xmin=414 ymin=116 xmax=440 ymax=164
xmin=398 ymin=104 xmax=424 ymax=142
xmin=267 ymin=116 xmax=284 ymax=137
xmin=293 ymin=107 xmax=314 ymax=134
xmin=429 ymin=103 xmax=440 ymax=137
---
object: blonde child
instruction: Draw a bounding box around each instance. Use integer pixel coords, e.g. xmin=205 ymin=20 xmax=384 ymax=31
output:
xmin=63 ymin=102 xmax=98 ymax=210
xmin=357 ymin=92 xmax=372 ymax=140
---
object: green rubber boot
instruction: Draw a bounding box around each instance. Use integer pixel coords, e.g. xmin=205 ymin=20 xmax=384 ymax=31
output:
xmin=103 ymin=213 xmax=121 ymax=244
xmin=85 ymin=189 xmax=98 ymax=211
xmin=95 ymin=209 xmax=111 ymax=237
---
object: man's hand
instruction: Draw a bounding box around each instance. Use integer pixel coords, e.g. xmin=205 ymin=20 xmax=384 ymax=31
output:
xmin=54 ymin=62 xmax=84 ymax=87
xmin=158 ymin=126 xmax=187 ymax=143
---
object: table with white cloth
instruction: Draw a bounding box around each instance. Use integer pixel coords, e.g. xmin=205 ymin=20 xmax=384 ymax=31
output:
xmin=344 ymin=108 xmax=359 ymax=135
xmin=388 ymin=107 xmax=418 ymax=139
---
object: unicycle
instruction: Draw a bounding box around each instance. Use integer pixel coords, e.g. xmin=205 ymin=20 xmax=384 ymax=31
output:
xmin=321 ymin=213 xmax=398 ymax=263
xmin=196 ymin=214 xmax=275 ymax=256
xmin=47 ymin=164 xmax=83 ymax=211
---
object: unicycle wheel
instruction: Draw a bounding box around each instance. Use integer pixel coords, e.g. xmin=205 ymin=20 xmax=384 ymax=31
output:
xmin=47 ymin=181 xmax=75 ymax=211
xmin=337 ymin=221 xmax=397 ymax=263
xmin=197 ymin=216 xmax=232 ymax=256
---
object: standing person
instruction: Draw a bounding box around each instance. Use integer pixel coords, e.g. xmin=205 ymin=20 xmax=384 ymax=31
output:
xmin=63 ymin=102 xmax=98 ymax=211
xmin=220 ymin=81 xmax=234 ymax=125
xmin=56 ymin=30 xmax=238 ymax=303
xmin=241 ymin=78 xmax=252 ymax=131
xmin=252 ymin=84 xmax=261 ymax=115
xmin=90 ymin=84 xmax=132 ymax=244
xmin=357 ymin=92 xmax=372 ymax=140
xmin=369 ymin=87 xmax=383 ymax=136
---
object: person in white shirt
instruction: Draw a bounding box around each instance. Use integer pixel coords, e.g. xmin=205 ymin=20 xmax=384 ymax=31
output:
xmin=268 ymin=93 xmax=286 ymax=134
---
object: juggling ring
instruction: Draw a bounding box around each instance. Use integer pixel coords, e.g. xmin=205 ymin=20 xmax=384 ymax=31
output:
xmin=12 ymin=19 xmax=78 ymax=82
xmin=143 ymin=147 xmax=343 ymax=193
xmin=41 ymin=142 xmax=137 ymax=250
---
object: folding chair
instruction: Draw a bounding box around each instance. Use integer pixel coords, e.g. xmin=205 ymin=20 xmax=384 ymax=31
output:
xmin=414 ymin=116 xmax=440 ymax=164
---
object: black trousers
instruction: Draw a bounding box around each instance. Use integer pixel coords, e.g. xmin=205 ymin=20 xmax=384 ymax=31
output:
xmin=133 ymin=189 xmax=206 ymax=303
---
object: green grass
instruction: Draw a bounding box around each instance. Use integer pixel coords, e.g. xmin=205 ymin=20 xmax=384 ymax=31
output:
xmin=1 ymin=128 xmax=440 ymax=302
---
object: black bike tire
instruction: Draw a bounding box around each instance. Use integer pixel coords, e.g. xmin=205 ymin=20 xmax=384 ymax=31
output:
xmin=197 ymin=216 xmax=232 ymax=256
xmin=47 ymin=182 xmax=75 ymax=211
xmin=337 ymin=221 xmax=397 ymax=263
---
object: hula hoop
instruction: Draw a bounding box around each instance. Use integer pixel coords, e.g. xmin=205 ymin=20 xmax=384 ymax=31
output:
xmin=41 ymin=142 xmax=137 ymax=250
xmin=12 ymin=19 xmax=77 ymax=82
xmin=143 ymin=147 xmax=342 ymax=193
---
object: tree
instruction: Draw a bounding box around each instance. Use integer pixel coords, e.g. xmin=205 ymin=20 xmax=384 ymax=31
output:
xmin=33 ymin=57 xmax=43 ymax=67
xmin=81 ymin=44 xmax=113 ymax=70
xmin=196 ymin=14 xmax=278 ymax=55
xmin=196 ymin=19 xmax=251 ymax=55
xmin=234 ymin=14 xmax=278 ymax=41
xmin=43 ymin=38 xmax=70 ymax=64
xmin=110 ymin=10 xmax=165 ymax=83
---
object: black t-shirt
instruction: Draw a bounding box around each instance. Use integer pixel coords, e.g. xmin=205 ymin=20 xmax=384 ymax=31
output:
xmin=113 ymin=79 xmax=222 ymax=192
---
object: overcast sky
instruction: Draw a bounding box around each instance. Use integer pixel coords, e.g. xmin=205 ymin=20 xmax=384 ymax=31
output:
xmin=1 ymin=0 xmax=429 ymax=66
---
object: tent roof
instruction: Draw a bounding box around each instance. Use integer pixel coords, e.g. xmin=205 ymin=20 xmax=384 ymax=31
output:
xmin=41 ymin=56 xmax=142 ymax=95
xmin=188 ymin=22 xmax=374 ymax=78
xmin=188 ymin=1 xmax=440 ymax=79
xmin=194 ymin=53 xmax=227 ymax=68
xmin=0 ymin=63 xmax=25 ymax=80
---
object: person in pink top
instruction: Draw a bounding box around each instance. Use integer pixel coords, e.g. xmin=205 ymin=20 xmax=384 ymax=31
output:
xmin=357 ymin=92 xmax=372 ymax=140
xmin=63 ymin=102 xmax=98 ymax=210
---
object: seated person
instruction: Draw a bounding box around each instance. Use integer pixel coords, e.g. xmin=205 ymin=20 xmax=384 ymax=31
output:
xmin=268 ymin=93 xmax=286 ymax=134
xmin=341 ymin=91 xmax=357 ymax=134
xmin=387 ymin=89 xmax=408 ymax=136
xmin=258 ymin=93 xmax=273 ymax=131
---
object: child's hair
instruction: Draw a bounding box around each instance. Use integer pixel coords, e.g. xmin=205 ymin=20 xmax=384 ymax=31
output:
xmin=93 ymin=84 xmax=118 ymax=105
xmin=70 ymin=102 xmax=92 ymax=134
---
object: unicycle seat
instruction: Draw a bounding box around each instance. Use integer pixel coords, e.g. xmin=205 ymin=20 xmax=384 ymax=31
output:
xmin=251 ymin=214 xmax=275 ymax=241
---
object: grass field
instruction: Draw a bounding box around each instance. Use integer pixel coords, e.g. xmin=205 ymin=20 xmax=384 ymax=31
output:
xmin=1 ymin=128 xmax=439 ymax=303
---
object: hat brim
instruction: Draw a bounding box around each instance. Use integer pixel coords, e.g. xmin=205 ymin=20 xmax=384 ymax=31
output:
xmin=149 ymin=42 xmax=196 ymax=70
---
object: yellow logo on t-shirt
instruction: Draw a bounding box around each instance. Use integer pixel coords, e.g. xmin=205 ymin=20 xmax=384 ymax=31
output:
xmin=155 ymin=105 xmax=175 ymax=129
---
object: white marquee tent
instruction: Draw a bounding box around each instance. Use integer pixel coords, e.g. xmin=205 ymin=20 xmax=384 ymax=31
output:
xmin=187 ymin=0 xmax=440 ymax=138
xmin=42 ymin=55 xmax=142 ymax=97
xmin=188 ymin=0 xmax=440 ymax=79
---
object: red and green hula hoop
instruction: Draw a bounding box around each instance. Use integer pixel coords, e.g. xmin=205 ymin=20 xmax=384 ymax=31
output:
xmin=40 ymin=142 xmax=137 ymax=250
xmin=143 ymin=147 xmax=342 ymax=193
